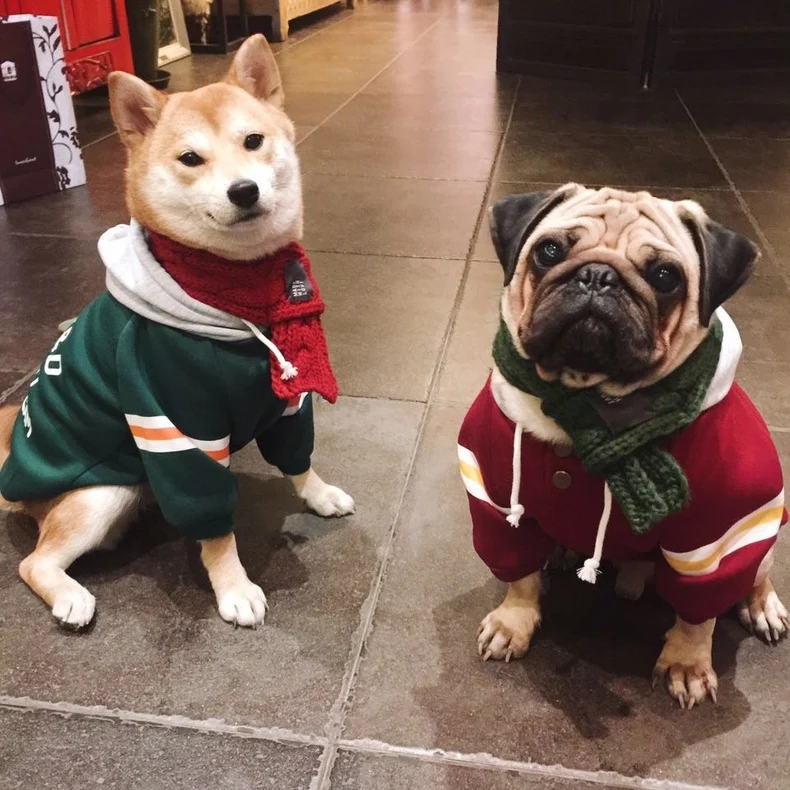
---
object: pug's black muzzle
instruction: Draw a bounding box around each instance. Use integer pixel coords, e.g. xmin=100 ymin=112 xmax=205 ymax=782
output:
xmin=522 ymin=262 xmax=654 ymax=382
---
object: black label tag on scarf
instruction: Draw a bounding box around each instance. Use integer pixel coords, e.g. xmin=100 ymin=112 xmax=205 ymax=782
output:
xmin=588 ymin=390 xmax=655 ymax=435
xmin=285 ymin=259 xmax=313 ymax=304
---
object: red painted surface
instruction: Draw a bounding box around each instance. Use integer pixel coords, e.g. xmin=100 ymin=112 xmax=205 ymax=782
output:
xmin=71 ymin=0 xmax=115 ymax=46
xmin=0 ymin=0 xmax=134 ymax=92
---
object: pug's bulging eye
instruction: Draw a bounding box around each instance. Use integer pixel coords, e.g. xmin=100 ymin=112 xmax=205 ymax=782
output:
xmin=244 ymin=133 xmax=265 ymax=151
xmin=178 ymin=151 xmax=204 ymax=167
xmin=535 ymin=239 xmax=565 ymax=267
xmin=647 ymin=262 xmax=682 ymax=294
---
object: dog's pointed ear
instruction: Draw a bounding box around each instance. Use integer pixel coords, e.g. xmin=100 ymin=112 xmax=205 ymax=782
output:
xmin=108 ymin=71 xmax=167 ymax=147
xmin=489 ymin=184 xmax=579 ymax=285
xmin=681 ymin=207 xmax=759 ymax=326
xmin=226 ymin=34 xmax=284 ymax=109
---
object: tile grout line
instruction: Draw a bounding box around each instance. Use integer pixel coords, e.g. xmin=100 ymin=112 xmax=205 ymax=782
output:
xmin=676 ymin=91 xmax=790 ymax=294
xmin=294 ymin=15 xmax=446 ymax=150
xmin=311 ymin=60 xmax=523 ymax=790
xmin=0 ymin=696 xmax=325 ymax=748
xmin=0 ymin=697 xmax=726 ymax=790
xmin=306 ymin=18 xmax=464 ymax=790
xmin=335 ymin=738 xmax=728 ymax=790
xmin=426 ymin=76 xmax=522 ymax=409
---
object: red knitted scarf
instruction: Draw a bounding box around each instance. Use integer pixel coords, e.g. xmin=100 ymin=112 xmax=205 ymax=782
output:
xmin=147 ymin=231 xmax=338 ymax=404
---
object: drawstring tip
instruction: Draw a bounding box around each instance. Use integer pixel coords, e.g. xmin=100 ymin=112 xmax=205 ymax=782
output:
xmin=506 ymin=504 xmax=524 ymax=528
xmin=280 ymin=362 xmax=298 ymax=380
xmin=577 ymin=559 xmax=601 ymax=585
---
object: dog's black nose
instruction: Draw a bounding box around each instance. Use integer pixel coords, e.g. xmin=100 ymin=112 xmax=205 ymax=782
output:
xmin=227 ymin=179 xmax=260 ymax=209
xmin=576 ymin=263 xmax=620 ymax=293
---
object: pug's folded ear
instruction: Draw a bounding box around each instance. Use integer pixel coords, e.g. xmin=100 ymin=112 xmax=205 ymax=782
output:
xmin=682 ymin=211 xmax=760 ymax=326
xmin=488 ymin=184 xmax=580 ymax=285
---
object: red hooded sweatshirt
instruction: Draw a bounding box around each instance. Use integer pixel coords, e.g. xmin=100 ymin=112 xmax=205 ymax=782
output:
xmin=458 ymin=313 xmax=785 ymax=624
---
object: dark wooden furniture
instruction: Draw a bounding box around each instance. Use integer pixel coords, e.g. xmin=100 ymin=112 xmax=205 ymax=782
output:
xmin=497 ymin=0 xmax=790 ymax=88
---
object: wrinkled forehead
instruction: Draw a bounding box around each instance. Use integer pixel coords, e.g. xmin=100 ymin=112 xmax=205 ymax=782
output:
xmin=537 ymin=187 xmax=700 ymax=265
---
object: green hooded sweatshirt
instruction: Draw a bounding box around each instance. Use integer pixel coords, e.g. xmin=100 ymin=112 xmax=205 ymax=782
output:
xmin=0 ymin=222 xmax=314 ymax=540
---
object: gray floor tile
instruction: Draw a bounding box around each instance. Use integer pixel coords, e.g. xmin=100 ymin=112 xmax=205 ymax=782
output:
xmin=510 ymin=96 xmax=694 ymax=137
xmin=498 ymin=130 xmax=727 ymax=189
xmin=0 ymin=708 xmax=321 ymax=790
xmin=324 ymin=92 xmax=511 ymax=132
xmin=740 ymin=358 xmax=790 ymax=431
xmin=298 ymin=126 xmax=500 ymax=181
xmin=0 ymin=234 xmax=105 ymax=372
xmin=331 ymin=750 xmax=624 ymax=790
xmin=284 ymin=89 xmax=355 ymax=126
xmin=688 ymin=101 xmax=790 ymax=140
xmin=741 ymin=190 xmax=790 ymax=252
xmin=302 ymin=174 xmax=486 ymax=258
xmin=364 ymin=67 xmax=515 ymax=99
xmin=713 ymin=138 xmax=790 ymax=191
xmin=344 ymin=403 xmax=790 ymax=790
xmin=727 ymin=273 xmax=790 ymax=363
xmin=435 ymin=261 xmax=501 ymax=407
xmin=313 ymin=252 xmax=463 ymax=401
xmin=0 ymin=396 xmax=422 ymax=734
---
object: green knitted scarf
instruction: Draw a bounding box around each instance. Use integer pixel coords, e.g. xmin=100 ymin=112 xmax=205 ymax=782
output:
xmin=492 ymin=318 xmax=723 ymax=533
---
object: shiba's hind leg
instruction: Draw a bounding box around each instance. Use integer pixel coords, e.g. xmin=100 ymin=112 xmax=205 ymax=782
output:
xmin=19 ymin=486 xmax=142 ymax=628
xmin=0 ymin=406 xmax=20 ymax=511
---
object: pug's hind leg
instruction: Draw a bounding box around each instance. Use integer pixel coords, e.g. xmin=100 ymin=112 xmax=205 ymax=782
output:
xmin=478 ymin=572 xmax=542 ymax=662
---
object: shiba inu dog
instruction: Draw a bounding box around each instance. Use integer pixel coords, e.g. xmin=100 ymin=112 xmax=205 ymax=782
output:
xmin=0 ymin=35 xmax=354 ymax=630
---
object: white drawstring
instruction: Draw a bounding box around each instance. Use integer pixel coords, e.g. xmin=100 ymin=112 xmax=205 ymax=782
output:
xmin=507 ymin=425 xmax=525 ymax=527
xmin=241 ymin=319 xmax=298 ymax=380
xmin=493 ymin=421 xmax=612 ymax=580
xmin=577 ymin=482 xmax=612 ymax=584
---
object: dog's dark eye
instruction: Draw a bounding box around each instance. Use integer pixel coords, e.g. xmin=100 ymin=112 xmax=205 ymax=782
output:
xmin=647 ymin=262 xmax=682 ymax=294
xmin=244 ymin=133 xmax=264 ymax=151
xmin=178 ymin=151 xmax=204 ymax=167
xmin=535 ymin=239 xmax=565 ymax=267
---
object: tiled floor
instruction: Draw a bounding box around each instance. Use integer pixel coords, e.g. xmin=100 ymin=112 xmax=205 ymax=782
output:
xmin=2 ymin=1 xmax=790 ymax=788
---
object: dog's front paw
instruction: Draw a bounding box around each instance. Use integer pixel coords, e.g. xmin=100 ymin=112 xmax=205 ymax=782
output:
xmin=477 ymin=604 xmax=540 ymax=662
xmin=652 ymin=655 xmax=718 ymax=710
xmin=304 ymin=483 xmax=355 ymax=518
xmin=217 ymin=581 xmax=268 ymax=628
xmin=52 ymin=585 xmax=96 ymax=630
xmin=653 ymin=619 xmax=718 ymax=709
xmin=738 ymin=580 xmax=789 ymax=645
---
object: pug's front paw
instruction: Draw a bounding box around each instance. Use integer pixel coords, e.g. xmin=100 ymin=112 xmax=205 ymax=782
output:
xmin=653 ymin=617 xmax=717 ymax=709
xmin=477 ymin=604 xmax=541 ymax=663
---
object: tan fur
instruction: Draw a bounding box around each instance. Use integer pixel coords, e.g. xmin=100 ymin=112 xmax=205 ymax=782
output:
xmin=477 ymin=572 xmax=542 ymax=662
xmin=0 ymin=406 xmax=21 ymax=512
xmin=653 ymin=617 xmax=717 ymax=709
xmin=109 ymin=35 xmax=299 ymax=261
xmin=482 ymin=184 xmax=784 ymax=708
xmin=502 ymin=184 xmax=730 ymax=396
xmin=1 ymin=35 xmax=354 ymax=630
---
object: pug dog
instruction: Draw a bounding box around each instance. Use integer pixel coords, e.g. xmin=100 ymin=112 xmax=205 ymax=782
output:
xmin=458 ymin=184 xmax=788 ymax=708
